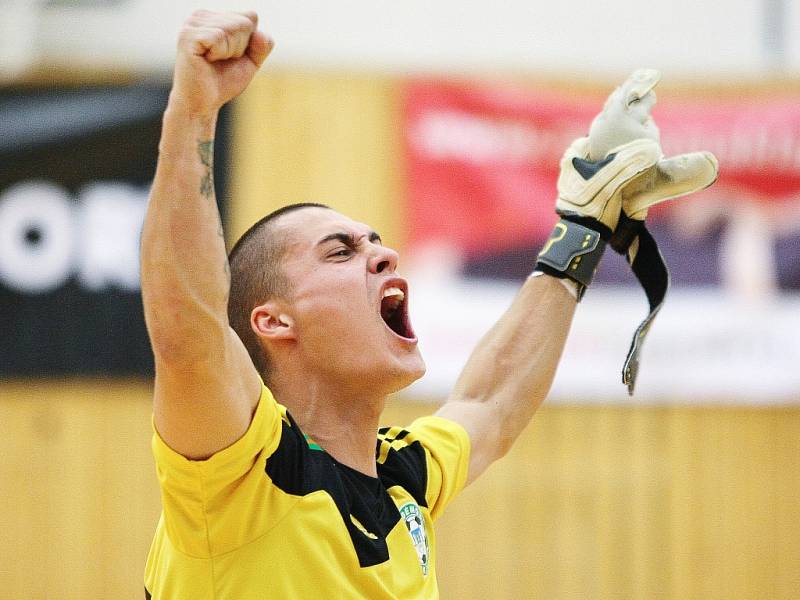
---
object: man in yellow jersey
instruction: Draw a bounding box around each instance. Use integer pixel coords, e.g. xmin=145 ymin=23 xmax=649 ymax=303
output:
xmin=141 ymin=9 xmax=717 ymax=599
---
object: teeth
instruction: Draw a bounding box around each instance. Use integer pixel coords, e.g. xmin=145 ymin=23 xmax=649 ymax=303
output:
xmin=382 ymin=287 xmax=405 ymax=301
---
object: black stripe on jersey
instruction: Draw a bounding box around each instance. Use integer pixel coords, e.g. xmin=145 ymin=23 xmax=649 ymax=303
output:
xmin=144 ymin=587 xmax=151 ymax=599
xmin=378 ymin=427 xmax=410 ymax=443
xmin=375 ymin=435 xmax=428 ymax=509
xmin=265 ymin=413 xmax=429 ymax=568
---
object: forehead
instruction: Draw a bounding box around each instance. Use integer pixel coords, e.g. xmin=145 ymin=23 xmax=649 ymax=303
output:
xmin=275 ymin=207 xmax=373 ymax=251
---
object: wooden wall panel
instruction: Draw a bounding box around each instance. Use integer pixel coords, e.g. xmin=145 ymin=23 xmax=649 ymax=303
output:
xmin=229 ymin=71 xmax=404 ymax=251
xmin=2 ymin=385 xmax=798 ymax=599
xmin=1 ymin=380 xmax=161 ymax=598
xmin=430 ymin=405 xmax=800 ymax=600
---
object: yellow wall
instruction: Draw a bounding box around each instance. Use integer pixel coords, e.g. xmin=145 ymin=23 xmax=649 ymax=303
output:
xmin=1 ymin=380 xmax=159 ymax=598
xmin=229 ymin=71 xmax=404 ymax=249
xmin=435 ymin=405 xmax=800 ymax=600
xmin=3 ymin=72 xmax=800 ymax=599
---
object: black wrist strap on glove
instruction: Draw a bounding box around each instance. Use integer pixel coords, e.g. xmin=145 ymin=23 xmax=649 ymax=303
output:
xmin=535 ymin=217 xmax=609 ymax=301
xmin=609 ymin=212 xmax=669 ymax=395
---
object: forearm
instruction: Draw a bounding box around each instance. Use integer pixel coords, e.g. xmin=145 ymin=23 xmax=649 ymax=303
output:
xmin=449 ymin=274 xmax=576 ymax=442
xmin=140 ymin=102 xmax=230 ymax=360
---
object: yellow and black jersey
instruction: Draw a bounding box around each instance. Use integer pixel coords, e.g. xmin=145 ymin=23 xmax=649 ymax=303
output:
xmin=144 ymin=384 xmax=470 ymax=599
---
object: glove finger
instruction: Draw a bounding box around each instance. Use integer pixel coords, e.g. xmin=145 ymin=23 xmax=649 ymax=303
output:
xmin=622 ymin=68 xmax=661 ymax=108
xmin=623 ymin=151 xmax=719 ymax=219
xmin=589 ymin=68 xmax=662 ymax=161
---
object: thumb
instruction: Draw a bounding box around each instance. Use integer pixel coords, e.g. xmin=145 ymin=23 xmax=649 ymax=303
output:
xmin=247 ymin=31 xmax=274 ymax=68
xmin=623 ymin=151 xmax=719 ymax=219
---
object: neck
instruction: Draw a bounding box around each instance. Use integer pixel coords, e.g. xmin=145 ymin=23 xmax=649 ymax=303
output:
xmin=268 ymin=373 xmax=387 ymax=477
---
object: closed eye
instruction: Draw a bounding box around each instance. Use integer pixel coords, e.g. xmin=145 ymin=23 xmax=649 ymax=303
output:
xmin=328 ymin=247 xmax=353 ymax=259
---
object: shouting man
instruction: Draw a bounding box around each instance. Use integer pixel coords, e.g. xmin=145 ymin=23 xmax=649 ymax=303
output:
xmin=141 ymin=10 xmax=717 ymax=599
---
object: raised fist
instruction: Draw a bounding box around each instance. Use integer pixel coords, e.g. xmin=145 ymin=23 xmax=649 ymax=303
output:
xmin=169 ymin=10 xmax=274 ymax=116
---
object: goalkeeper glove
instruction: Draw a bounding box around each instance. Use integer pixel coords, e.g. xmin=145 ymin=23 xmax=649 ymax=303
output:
xmin=535 ymin=136 xmax=662 ymax=299
xmin=537 ymin=68 xmax=719 ymax=394
xmin=593 ymin=69 xmax=718 ymax=394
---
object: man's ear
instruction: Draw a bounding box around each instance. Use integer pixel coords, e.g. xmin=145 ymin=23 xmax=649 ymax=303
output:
xmin=251 ymin=302 xmax=296 ymax=341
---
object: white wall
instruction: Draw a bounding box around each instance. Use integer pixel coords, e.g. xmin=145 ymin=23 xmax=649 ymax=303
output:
xmin=4 ymin=0 xmax=799 ymax=78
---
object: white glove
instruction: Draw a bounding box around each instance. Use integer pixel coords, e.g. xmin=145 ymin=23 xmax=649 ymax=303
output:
xmin=584 ymin=68 xmax=719 ymax=395
xmin=588 ymin=68 xmax=718 ymax=225
xmin=555 ymin=136 xmax=661 ymax=232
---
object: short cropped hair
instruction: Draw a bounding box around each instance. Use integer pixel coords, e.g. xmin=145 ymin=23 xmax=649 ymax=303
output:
xmin=227 ymin=202 xmax=330 ymax=382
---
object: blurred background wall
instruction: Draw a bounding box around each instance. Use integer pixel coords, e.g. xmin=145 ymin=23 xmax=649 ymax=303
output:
xmin=2 ymin=1 xmax=799 ymax=598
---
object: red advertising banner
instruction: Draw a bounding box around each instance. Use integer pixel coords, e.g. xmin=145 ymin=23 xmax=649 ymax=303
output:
xmin=402 ymin=78 xmax=800 ymax=401
xmin=404 ymin=79 xmax=800 ymax=262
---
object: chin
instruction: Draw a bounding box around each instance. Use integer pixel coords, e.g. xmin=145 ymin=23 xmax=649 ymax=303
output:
xmin=387 ymin=353 xmax=426 ymax=394
xmin=410 ymin=354 xmax=427 ymax=382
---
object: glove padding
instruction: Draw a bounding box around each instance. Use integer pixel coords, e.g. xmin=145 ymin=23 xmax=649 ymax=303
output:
xmin=556 ymin=136 xmax=662 ymax=232
xmin=587 ymin=68 xmax=719 ymax=394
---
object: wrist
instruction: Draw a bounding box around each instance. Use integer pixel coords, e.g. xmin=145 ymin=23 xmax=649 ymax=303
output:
xmin=158 ymin=101 xmax=218 ymax=158
xmin=534 ymin=218 xmax=607 ymax=301
xmin=163 ymin=94 xmax=219 ymax=130
xmin=529 ymin=270 xmax=579 ymax=300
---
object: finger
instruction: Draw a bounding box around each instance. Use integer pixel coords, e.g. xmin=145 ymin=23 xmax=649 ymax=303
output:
xmin=623 ymin=68 xmax=661 ymax=108
xmin=588 ymin=101 xmax=661 ymax=161
xmin=247 ymin=31 xmax=274 ymax=68
xmin=628 ymin=91 xmax=657 ymax=123
xmin=598 ymin=68 xmax=660 ymax=116
xmin=588 ymin=68 xmax=662 ymax=161
xmin=222 ymin=14 xmax=256 ymax=59
xmin=239 ymin=10 xmax=258 ymax=27
xmin=198 ymin=12 xmax=256 ymax=61
xmin=623 ymin=151 xmax=719 ymax=218
xmin=229 ymin=28 xmax=252 ymax=58
xmin=183 ymin=26 xmax=226 ymax=58
xmin=204 ymin=28 xmax=233 ymax=61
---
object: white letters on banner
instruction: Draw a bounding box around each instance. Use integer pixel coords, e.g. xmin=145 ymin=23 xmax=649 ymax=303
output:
xmin=0 ymin=181 xmax=74 ymax=293
xmin=77 ymin=183 xmax=147 ymax=292
xmin=0 ymin=180 xmax=148 ymax=294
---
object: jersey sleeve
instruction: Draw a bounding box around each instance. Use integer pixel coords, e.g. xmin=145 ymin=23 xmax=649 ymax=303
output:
xmin=151 ymin=383 xmax=283 ymax=557
xmin=405 ymin=415 xmax=471 ymax=521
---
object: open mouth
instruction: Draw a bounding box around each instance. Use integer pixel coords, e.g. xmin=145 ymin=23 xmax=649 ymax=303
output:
xmin=380 ymin=282 xmax=415 ymax=340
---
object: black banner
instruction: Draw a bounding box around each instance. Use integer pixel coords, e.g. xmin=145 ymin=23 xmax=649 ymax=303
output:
xmin=0 ymin=83 xmax=230 ymax=376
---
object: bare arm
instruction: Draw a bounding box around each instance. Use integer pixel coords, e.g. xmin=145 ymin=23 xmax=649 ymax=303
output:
xmin=141 ymin=10 xmax=272 ymax=459
xmin=436 ymin=274 xmax=576 ymax=484
xmin=436 ymin=69 xmax=720 ymax=485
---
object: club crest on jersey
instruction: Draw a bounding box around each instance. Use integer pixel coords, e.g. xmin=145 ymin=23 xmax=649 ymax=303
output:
xmin=399 ymin=502 xmax=429 ymax=576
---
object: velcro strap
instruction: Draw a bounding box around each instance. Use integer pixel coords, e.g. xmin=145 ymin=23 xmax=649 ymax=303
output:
xmin=536 ymin=219 xmax=606 ymax=301
xmin=610 ymin=216 xmax=669 ymax=395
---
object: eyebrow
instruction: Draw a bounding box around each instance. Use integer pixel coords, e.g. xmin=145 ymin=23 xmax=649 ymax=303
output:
xmin=316 ymin=231 xmax=382 ymax=248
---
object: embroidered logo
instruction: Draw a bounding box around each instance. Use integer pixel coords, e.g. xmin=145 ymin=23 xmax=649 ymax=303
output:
xmin=399 ymin=502 xmax=429 ymax=576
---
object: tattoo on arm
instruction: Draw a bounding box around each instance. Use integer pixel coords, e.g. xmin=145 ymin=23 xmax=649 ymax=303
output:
xmin=198 ymin=139 xmax=230 ymax=285
xmin=198 ymin=140 xmax=215 ymax=200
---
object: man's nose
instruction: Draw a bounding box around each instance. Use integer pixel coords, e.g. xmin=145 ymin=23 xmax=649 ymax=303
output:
xmin=368 ymin=244 xmax=399 ymax=274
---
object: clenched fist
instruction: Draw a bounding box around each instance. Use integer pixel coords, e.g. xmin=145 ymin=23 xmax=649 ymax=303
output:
xmin=169 ymin=10 xmax=273 ymax=117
